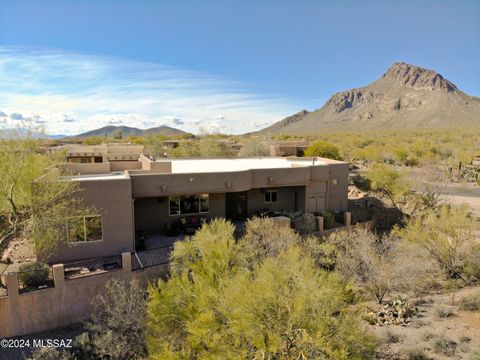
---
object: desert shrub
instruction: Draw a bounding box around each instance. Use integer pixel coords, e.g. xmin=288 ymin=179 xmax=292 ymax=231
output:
xmin=435 ymin=306 xmax=455 ymax=318
xmin=27 ymin=347 xmax=73 ymax=360
xmin=460 ymin=335 xmax=472 ymax=343
xmin=304 ymin=141 xmax=342 ymax=160
xmin=147 ymin=220 xmax=377 ymax=359
xmin=364 ymin=163 xmax=414 ymax=214
xmin=168 ymin=137 xmax=236 ymax=157
xmin=238 ymin=138 xmax=270 ymax=156
xmin=241 ymin=217 xmax=301 ymax=265
xmin=459 ymin=290 xmax=480 ymax=311
xmin=290 ymin=212 xmax=317 ymax=234
xmin=352 ymin=174 xmax=371 ymax=191
xmin=320 ymin=210 xmax=335 ymax=229
xmin=18 ymin=261 xmax=49 ymax=288
xmin=326 ymin=228 xmax=397 ymax=302
xmin=81 ymin=278 xmax=147 ymax=360
xmin=464 ymin=243 xmax=480 ymax=280
xmin=406 ymin=348 xmax=430 ymax=360
xmin=422 ymin=332 xmax=436 ymax=341
xmin=389 ymin=241 xmax=443 ymax=296
xmin=302 ymin=236 xmax=337 ymax=271
xmin=405 ymin=156 xmax=419 ymax=167
xmin=383 ymin=329 xmax=403 ymax=344
xmin=433 ymin=336 xmax=457 ymax=356
xmin=400 ymin=205 xmax=479 ymax=281
xmin=83 ymin=136 xmax=103 ymax=145
xmin=393 ymin=147 xmax=409 ymax=164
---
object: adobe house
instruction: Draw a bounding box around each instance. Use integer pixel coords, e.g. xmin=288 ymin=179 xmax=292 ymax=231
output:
xmin=49 ymin=149 xmax=348 ymax=263
xmin=268 ymin=140 xmax=310 ymax=157
xmin=65 ymin=144 xmax=144 ymax=164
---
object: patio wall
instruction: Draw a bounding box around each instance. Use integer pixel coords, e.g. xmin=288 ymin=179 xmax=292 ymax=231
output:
xmin=0 ymin=253 xmax=167 ymax=339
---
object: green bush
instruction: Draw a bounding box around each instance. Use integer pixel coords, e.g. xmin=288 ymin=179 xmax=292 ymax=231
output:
xmin=291 ymin=212 xmax=317 ymax=235
xmin=320 ymin=210 xmax=335 ymax=229
xmin=18 ymin=262 xmax=49 ymax=288
xmin=353 ymin=174 xmax=371 ymax=191
xmin=304 ymin=141 xmax=342 ymax=160
xmin=464 ymin=244 xmax=480 ymax=281
xmin=147 ymin=219 xmax=377 ymax=359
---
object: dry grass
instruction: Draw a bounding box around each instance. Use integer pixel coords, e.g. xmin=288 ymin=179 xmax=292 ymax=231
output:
xmin=371 ymin=286 xmax=480 ymax=360
xmin=459 ymin=290 xmax=480 ymax=311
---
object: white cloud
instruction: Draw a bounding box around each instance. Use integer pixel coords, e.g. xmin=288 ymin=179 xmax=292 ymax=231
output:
xmin=62 ymin=114 xmax=76 ymax=122
xmin=10 ymin=112 xmax=26 ymax=121
xmin=0 ymin=46 xmax=301 ymax=135
xmin=172 ymin=118 xmax=184 ymax=126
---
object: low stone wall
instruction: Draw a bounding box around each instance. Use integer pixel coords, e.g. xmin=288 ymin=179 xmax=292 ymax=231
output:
xmin=0 ymin=253 xmax=168 ymax=339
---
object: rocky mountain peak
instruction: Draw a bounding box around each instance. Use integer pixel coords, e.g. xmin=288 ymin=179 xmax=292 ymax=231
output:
xmin=383 ymin=62 xmax=457 ymax=92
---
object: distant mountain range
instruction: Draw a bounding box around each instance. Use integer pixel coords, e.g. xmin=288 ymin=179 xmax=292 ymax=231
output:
xmin=67 ymin=125 xmax=188 ymax=139
xmin=259 ymin=62 xmax=480 ymax=134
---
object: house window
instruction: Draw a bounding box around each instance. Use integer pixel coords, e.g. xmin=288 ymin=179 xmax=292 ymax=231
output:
xmin=264 ymin=190 xmax=278 ymax=203
xmin=67 ymin=215 xmax=103 ymax=243
xmin=169 ymin=194 xmax=209 ymax=215
xmin=200 ymin=193 xmax=209 ymax=212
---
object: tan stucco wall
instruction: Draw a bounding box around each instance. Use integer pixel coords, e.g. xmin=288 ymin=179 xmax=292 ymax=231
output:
xmin=0 ymin=255 xmax=167 ymax=339
xmin=246 ymin=186 xmax=305 ymax=215
xmin=131 ymin=166 xmax=311 ymax=198
xmin=47 ymin=177 xmax=135 ymax=263
xmin=50 ymin=158 xmax=348 ymax=263
xmin=138 ymin=154 xmax=172 ymax=173
xmin=133 ymin=187 xmax=305 ymax=232
xmin=327 ymin=163 xmax=349 ymax=211
xmin=61 ymin=162 xmax=111 ymax=175
xmin=110 ymin=161 xmax=142 ymax=171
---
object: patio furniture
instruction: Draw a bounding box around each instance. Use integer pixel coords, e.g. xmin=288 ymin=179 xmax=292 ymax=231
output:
xmin=166 ymin=216 xmax=209 ymax=237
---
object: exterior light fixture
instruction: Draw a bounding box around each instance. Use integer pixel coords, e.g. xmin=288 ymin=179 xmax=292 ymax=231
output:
xmin=268 ymin=176 xmax=273 ymax=184
xmin=188 ymin=178 xmax=194 ymax=182
xmin=225 ymin=181 xmax=232 ymax=189
xmin=332 ymin=179 xmax=338 ymax=185
xmin=161 ymin=185 xmax=168 ymax=192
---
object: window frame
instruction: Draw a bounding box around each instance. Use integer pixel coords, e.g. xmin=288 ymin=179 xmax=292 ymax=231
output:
xmin=264 ymin=190 xmax=278 ymax=203
xmin=66 ymin=215 xmax=103 ymax=244
xmin=169 ymin=194 xmax=210 ymax=216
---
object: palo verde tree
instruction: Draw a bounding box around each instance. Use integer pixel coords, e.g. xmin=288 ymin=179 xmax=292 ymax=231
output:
xmin=147 ymin=219 xmax=377 ymax=359
xmin=0 ymin=128 xmax=95 ymax=258
xmin=399 ymin=205 xmax=479 ymax=282
xmin=0 ymin=128 xmax=48 ymax=248
xmin=304 ymin=141 xmax=342 ymax=160
xmin=364 ymin=163 xmax=443 ymax=217
xmin=238 ymin=137 xmax=270 ymax=156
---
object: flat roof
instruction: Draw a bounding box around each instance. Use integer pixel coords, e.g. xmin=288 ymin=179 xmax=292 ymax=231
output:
xmin=156 ymin=157 xmax=326 ymax=174
xmin=63 ymin=157 xmax=343 ymax=180
xmin=64 ymin=172 xmax=127 ymax=181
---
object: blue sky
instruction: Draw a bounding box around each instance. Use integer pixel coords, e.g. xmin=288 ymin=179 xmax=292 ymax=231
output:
xmin=0 ymin=0 xmax=479 ymax=135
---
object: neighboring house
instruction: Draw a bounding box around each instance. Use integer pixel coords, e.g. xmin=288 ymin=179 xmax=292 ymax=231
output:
xmin=48 ymin=147 xmax=348 ymax=263
xmin=268 ymin=140 xmax=310 ymax=157
xmin=66 ymin=144 xmax=144 ymax=164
